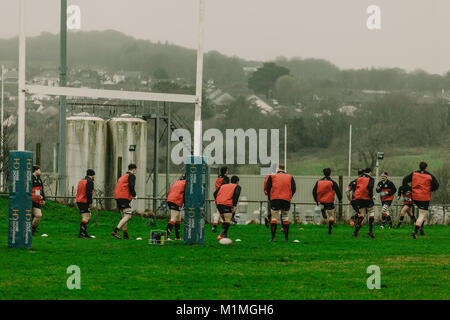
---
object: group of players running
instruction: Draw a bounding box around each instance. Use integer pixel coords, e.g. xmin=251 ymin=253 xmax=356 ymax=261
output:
xmin=30 ymin=160 xmax=439 ymax=242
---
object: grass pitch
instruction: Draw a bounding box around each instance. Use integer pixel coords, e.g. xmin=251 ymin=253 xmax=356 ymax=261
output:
xmin=0 ymin=198 xmax=448 ymax=300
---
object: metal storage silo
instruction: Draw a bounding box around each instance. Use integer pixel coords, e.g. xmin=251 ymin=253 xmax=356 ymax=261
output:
xmin=66 ymin=113 xmax=107 ymax=199
xmin=107 ymin=114 xmax=147 ymax=213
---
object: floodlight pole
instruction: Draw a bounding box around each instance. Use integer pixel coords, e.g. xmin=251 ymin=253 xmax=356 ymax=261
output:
xmin=193 ymin=0 xmax=205 ymax=157
xmin=346 ymin=124 xmax=352 ymax=220
xmin=348 ymin=124 xmax=352 ymax=177
xmin=1 ymin=65 xmax=4 ymax=191
xmin=284 ymin=124 xmax=287 ymax=170
xmin=18 ymin=0 xmax=26 ymax=151
xmin=57 ymin=0 xmax=68 ymax=196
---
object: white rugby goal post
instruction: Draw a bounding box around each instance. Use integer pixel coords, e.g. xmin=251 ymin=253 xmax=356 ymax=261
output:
xmin=17 ymin=0 xmax=205 ymax=154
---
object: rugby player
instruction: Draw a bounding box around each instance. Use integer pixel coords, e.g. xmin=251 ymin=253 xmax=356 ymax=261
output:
xmin=75 ymin=169 xmax=95 ymax=238
xmin=31 ymin=165 xmax=46 ymax=235
xmin=346 ymin=169 xmax=363 ymax=227
xmin=402 ymin=162 xmax=439 ymax=239
xmin=376 ymin=172 xmax=397 ymax=229
xmin=166 ymin=175 xmax=186 ymax=240
xmin=214 ymin=175 xmax=241 ymax=240
xmin=212 ymin=166 xmax=229 ymax=233
xmin=394 ymin=185 xmax=416 ymax=228
xmin=112 ymin=164 xmax=137 ymax=239
xmin=266 ymin=165 xmax=296 ymax=242
xmin=312 ymin=168 xmax=343 ymax=235
xmin=353 ymin=168 xmax=376 ymax=238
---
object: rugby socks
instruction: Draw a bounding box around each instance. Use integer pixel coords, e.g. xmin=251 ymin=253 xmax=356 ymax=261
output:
xmin=381 ymin=214 xmax=386 ymax=227
xmin=328 ymin=220 xmax=334 ymax=234
xmin=354 ymin=216 xmax=364 ymax=234
xmin=386 ymin=215 xmax=392 ymax=227
xmin=221 ymin=222 xmax=230 ymax=238
xmin=175 ymin=222 xmax=181 ymax=239
xmin=397 ymin=215 xmax=404 ymax=227
xmin=409 ymin=214 xmax=416 ymax=223
xmin=283 ymin=222 xmax=290 ymax=240
xmin=166 ymin=221 xmax=175 ymax=236
xmin=369 ymin=217 xmax=374 ymax=233
xmin=80 ymin=221 xmax=88 ymax=235
xmin=270 ymin=222 xmax=277 ymax=240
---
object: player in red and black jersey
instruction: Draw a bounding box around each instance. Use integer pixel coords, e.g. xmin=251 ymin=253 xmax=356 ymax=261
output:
xmin=112 ymin=163 xmax=137 ymax=239
xmin=212 ymin=166 xmax=229 ymax=233
xmin=353 ymin=168 xmax=376 ymax=238
xmin=402 ymin=162 xmax=439 ymax=239
xmin=376 ymin=171 xmax=397 ymax=229
xmin=394 ymin=185 xmax=416 ymax=228
xmin=214 ymin=175 xmax=241 ymax=240
xmin=266 ymin=165 xmax=296 ymax=242
xmin=75 ymin=169 xmax=95 ymax=238
xmin=31 ymin=165 xmax=46 ymax=235
xmin=346 ymin=169 xmax=363 ymax=227
xmin=312 ymin=168 xmax=342 ymax=235
xmin=166 ymin=175 xmax=186 ymax=240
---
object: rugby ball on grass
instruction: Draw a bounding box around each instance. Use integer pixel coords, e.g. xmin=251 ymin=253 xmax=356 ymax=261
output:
xmin=219 ymin=238 xmax=232 ymax=245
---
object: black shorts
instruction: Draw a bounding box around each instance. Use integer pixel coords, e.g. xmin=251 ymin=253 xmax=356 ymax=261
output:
xmin=381 ymin=201 xmax=392 ymax=206
xmin=32 ymin=202 xmax=41 ymax=209
xmin=270 ymin=199 xmax=291 ymax=211
xmin=356 ymin=199 xmax=374 ymax=209
xmin=350 ymin=200 xmax=359 ymax=213
xmin=77 ymin=202 xmax=90 ymax=214
xmin=217 ymin=204 xmax=233 ymax=214
xmin=414 ymin=200 xmax=429 ymax=211
xmin=167 ymin=201 xmax=181 ymax=212
xmin=404 ymin=204 xmax=414 ymax=209
xmin=116 ymin=199 xmax=132 ymax=211
xmin=320 ymin=203 xmax=335 ymax=210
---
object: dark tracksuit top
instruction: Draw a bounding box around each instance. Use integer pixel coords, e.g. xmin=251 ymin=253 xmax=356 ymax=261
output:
xmin=354 ymin=174 xmax=375 ymax=200
xmin=376 ymin=179 xmax=397 ymax=202
xmin=32 ymin=174 xmax=46 ymax=205
xmin=214 ymin=184 xmax=241 ymax=207
xmin=215 ymin=175 xmax=229 ymax=190
xmin=266 ymin=172 xmax=296 ymax=202
xmin=402 ymin=170 xmax=439 ymax=202
xmin=77 ymin=176 xmax=94 ymax=205
xmin=312 ymin=176 xmax=342 ymax=204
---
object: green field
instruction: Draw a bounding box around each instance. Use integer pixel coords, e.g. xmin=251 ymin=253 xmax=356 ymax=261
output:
xmin=288 ymin=147 xmax=450 ymax=176
xmin=0 ymin=198 xmax=449 ymax=300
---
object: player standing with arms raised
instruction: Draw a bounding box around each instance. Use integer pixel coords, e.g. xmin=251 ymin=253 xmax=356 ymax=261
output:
xmin=312 ymin=168 xmax=342 ymax=235
xmin=112 ymin=164 xmax=137 ymax=239
xmin=266 ymin=165 xmax=296 ymax=242
xmin=376 ymin=172 xmax=397 ymax=229
xmin=75 ymin=169 xmax=95 ymax=238
xmin=165 ymin=175 xmax=186 ymax=240
xmin=402 ymin=162 xmax=439 ymax=239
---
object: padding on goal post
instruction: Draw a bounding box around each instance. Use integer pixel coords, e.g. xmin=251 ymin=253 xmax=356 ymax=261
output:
xmin=184 ymin=156 xmax=208 ymax=245
xmin=8 ymin=151 xmax=33 ymax=249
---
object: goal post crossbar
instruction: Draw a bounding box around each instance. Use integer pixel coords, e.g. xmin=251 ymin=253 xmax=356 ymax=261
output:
xmin=25 ymin=85 xmax=197 ymax=104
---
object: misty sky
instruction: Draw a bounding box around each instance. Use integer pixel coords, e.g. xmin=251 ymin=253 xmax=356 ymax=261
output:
xmin=0 ymin=0 xmax=449 ymax=74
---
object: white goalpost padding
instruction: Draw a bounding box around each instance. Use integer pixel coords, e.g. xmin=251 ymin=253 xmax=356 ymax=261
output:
xmin=17 ymin=0 xmax=205 ymax=152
